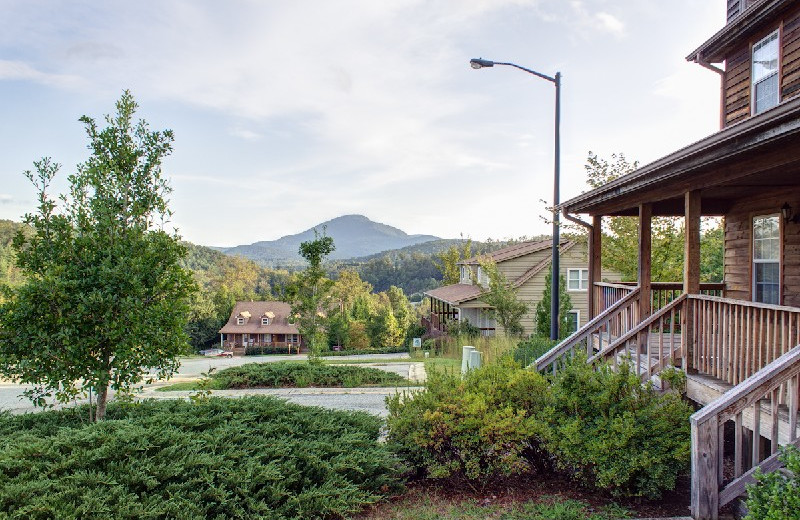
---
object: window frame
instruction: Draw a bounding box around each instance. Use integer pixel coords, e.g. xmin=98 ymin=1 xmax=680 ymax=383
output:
xmin=236 ymin=317 xmax=245 ymax=325
xmin=567 ymin=268 xmax=590 ymax=291
xmin=261 ymin=317 xmax=270 ymax=326
xmin=752 ymin=213 xmax=781 ymax=305
xmin=751 ymin=29 xmax=781 ymax=115
xmin=566 ymin=310 xmax=580 ymax=334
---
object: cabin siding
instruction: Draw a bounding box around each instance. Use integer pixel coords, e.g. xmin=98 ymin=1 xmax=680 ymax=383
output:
xmin=724 ymin=190 xmax=800 ymax=306
xmin=723 ymin=4 xmax=800 ymax=127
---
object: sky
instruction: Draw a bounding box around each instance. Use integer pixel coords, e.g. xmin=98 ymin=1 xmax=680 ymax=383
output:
xmin=0 ymin=0 xmax=726 ymax=247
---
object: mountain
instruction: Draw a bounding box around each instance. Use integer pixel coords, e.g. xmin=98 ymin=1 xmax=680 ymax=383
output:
xmin=216 ymin=215 xmax=441 ymax=266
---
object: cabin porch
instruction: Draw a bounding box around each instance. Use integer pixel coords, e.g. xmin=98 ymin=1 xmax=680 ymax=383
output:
xmin=546 ymin=103 xmax=800 ymax=519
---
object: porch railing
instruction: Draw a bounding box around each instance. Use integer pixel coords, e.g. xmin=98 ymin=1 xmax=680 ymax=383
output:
xmin=536 ymin=288 xmax=641 ymax=373
xmin=588 ymin=293 xmax=688 ymax=381
xmin=594 ymin=282 xmax=724 ymax=315
xmin=689 ymin=295 xmax=800 ymax=386
xmin=691 ymin=344 xmax=800 ymax=519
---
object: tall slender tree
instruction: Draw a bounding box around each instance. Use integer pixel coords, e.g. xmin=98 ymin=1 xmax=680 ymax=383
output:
xmin=0 ymin=91 xmax=195 ymax=421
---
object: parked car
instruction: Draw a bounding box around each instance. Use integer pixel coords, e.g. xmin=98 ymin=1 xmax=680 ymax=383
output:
xmin=199 ymin=348 xmax=233 ymax=358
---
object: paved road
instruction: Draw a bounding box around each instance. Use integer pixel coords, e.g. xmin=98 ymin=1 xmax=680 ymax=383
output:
xmin=0 ymin=353 xmax=423 ymax=416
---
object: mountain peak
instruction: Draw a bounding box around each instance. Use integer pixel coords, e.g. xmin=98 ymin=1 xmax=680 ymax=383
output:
xmin=218 ymin=215 xmax=440 ymax=265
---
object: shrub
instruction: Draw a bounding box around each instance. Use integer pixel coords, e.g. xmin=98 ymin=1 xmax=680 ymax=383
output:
xmin=213 ymin=361 xmax=408 ymax=388
xmin=0 ymin=397 xmax=403 ymax=519
xmin=320 ymin=346 xmax=408 ymax=357
xmin=745 ymin=445 xmax=800 ymax=520
xmin=386 ymin=359 xmax=551 ymax=481
xmin=541 ymin=356 xmax=692 ymax=499
xmin=513 ymin=336 xmax=558 ymax=367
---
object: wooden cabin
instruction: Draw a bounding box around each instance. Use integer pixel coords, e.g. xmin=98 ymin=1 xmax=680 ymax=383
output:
xmin=219 ymin=301 xmax=302 ymax=355
xmin=536 ymin=1 xmax=800 ymax=518
xmin=423 ymin=239 xmax=619 ymax=337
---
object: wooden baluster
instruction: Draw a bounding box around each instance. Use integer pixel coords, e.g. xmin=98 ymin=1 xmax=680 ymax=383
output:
xmin=745 ymin=306 xmax=752 ymax=380
xmin=758 ymin=309 xmax=764 ymax=371
xmin=735 ymin=412 xmax=743 ymax=478
xmin=722 ymin=302 xmax=729 ymax=384
xmin=790 ymin=374 xmax=798 ymax=442
xmin=753 ymin=399 xmax=762 ymax=465
xmin=771 ymin=388 xmax=780 ymax=452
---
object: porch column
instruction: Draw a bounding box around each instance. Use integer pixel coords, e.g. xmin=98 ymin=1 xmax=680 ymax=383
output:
xmin=638 ymin=203 xmax=652 ymax=321
xmin=684 ymin=190 xmax=701 ymax=372
xmin=589 ymin=215 xmax=602 ymax=319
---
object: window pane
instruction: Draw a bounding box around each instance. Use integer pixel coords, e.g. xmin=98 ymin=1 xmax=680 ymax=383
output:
xmin=753 ymin=33 xmax=779 ymax=83
xmin=755 ymin=74 xmax=779 ymax=113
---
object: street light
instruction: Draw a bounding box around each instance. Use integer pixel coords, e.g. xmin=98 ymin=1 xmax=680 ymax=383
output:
xmin=470 ymin=57 xmax=562 ymax=341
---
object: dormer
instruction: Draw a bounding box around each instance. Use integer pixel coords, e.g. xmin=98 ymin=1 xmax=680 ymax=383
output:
xmin=688 ymin=0 xmax=800 ymax=127
xmin=261 ymin=311 xmax=275 ymax=326
xmin=236 ymin=310 xmax=251 ymax=325
xmin=459 ymin=265 xmax=473 ymax=285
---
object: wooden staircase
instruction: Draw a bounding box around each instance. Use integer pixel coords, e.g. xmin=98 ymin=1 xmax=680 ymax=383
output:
xmin=536 ymin=291 xmax=800 ymax=520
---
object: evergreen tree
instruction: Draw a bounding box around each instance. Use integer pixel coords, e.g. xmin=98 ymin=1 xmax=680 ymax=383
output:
xmin=534 ymin=267 xmax=573 ymax=340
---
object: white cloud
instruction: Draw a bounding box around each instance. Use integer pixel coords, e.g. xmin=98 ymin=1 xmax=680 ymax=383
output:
xmin=0 ymin=194 xmax=12 ymax=204
xmin=569 ymin=1 xmax=625 ymax=39
xmin=0 ymin=60 xmax=84 ymax=88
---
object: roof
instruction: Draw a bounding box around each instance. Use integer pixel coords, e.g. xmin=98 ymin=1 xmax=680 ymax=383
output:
xmin=687 ymin=0 xmax=792 ymax=64
xmin=460 ymin=239 xmax=567 ymax=265
xmin=219 ymin=301 xmax=300 ymax=335
xmin=559 ymin=95 xmax=800 ymax=216
xmin=424 ymin=284 xmax=484 ymax=305
xmin=426 ymin=240 xmax=578 ymax=303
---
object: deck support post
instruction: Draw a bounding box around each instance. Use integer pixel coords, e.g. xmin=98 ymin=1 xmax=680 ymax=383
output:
xmin=691 ymin=415 xmax=720 ymax=520
xmin=589 ymin=215 xmax=602 ymax=319
xmin=638 ymin=204 xmax=652 ymax=353
xmin=684 ymin=190 xmax=701 ymax=371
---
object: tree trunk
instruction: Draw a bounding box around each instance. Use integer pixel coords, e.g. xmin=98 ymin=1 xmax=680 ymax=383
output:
xmin=95 ymin=383 xmax=109 ymax=421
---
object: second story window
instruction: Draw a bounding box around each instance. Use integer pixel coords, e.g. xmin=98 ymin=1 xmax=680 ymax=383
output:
xmin=752 ymin=30 xmax=780 ymax=115
xmin=460 ymin=265 xmax=471 ymax=284
xmin=236 ymin=317 xmax=245 ymax=325
xmin=261 ymin=317 xmax=270 ymax=325
xmin=567 ymin=269 xmax=589 ymax=291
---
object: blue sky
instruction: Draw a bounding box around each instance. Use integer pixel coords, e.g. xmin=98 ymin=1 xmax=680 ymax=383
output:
xmin=1 ymin=0 xmax=724 ymax=247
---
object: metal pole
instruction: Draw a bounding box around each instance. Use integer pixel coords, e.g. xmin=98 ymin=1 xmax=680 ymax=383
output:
xmin=550 ymin=72 xmax=561 ymax=341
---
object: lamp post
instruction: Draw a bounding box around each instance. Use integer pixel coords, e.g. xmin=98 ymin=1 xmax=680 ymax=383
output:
xmin=470 ymin=58 xmax=561 ymax=341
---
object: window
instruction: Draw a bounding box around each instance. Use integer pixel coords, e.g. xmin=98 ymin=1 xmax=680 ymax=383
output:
xmin=261 ymin=317 xmax=270 ymax=325
xmin=236 ymin=317 xmax=245 ymax=325
xmin=567 ymin=269 xmax=589 ymax=291
xmin=460 ymin=265 xmax=471 ymax=284
xmin=566 ymin=310 xmax=580 ymax=334
xmin=753 ymin=215 xmax=780 ymax=304
xmin=752 ymin=30 xmax=780 ymax=114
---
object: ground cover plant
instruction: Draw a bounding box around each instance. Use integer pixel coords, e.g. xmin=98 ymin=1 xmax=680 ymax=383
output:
xmin=0 ymin=397 xmax=403 ymax=519
xmin=160 ymin=361 xmax=409 ymax=391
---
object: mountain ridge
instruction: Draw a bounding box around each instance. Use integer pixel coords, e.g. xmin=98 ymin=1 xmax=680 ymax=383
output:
xmin=215 ymin=214 xmax=442 ymax=265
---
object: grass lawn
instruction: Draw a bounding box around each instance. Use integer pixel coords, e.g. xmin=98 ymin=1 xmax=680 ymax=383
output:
xmin=158 ymin=361 xmax=411 ymax=391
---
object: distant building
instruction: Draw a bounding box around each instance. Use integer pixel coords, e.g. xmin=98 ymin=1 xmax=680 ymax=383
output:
xmin=219 ymin=301 xmax=302 ymax=355
xmin=423 ymin=239 xmax=618 ymax=337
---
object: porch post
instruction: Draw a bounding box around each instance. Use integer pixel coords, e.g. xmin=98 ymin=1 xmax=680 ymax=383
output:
xmin=589 ymin=215 xmax=602 ymax=319
xmin=684 ymin=190 xmax=701 ymax=371
xmin=638 ymin=204 xmax=652 ymax=322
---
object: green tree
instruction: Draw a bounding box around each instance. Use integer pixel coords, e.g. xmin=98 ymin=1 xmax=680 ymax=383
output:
xmin=0 ymin=92 xmax=195 ymax=421
xmin=288 ymin=229 xmax=335 ymax=359
xmin=534 ymin=267 xmax=573 ymax=340
xmin=434 ymin=238 xmax=472 ymax=285
xmin=476 ymin=258 xmax=528 ymax=337
xmin=585 ymin=152 xmax=724 ymax=283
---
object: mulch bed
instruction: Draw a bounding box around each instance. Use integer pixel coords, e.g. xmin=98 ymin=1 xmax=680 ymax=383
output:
xmin=354 ymin=473 xmax=693 ymax=519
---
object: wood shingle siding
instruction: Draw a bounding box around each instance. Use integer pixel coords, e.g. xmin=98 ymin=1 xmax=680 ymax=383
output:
xmin=782 ymin=9 xmax=800 ymax=100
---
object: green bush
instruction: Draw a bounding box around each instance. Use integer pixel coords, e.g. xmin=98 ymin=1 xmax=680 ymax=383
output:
xmin=213 ymin=361 xmax=408 ymax=388
xmin=386 ymin=359 xmax=551 ymax=481
xmin=0 ymin=397 xmax=403 ymax=519
xmin=513 ymin=336 xmax=558 ymax=367
xmin=542 ymin=356 xmax=692 ymax=499
xmin=745 ymin=445 xmax=800 ymax=520
xmin=320 ymin=346 xmax=408 ymax=357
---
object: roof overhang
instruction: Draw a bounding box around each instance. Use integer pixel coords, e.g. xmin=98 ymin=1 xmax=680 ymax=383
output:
xmin=560 ymin=96 xmax=800 ymax=217
xmin=686 ymin=0 xmax=793 ymax=64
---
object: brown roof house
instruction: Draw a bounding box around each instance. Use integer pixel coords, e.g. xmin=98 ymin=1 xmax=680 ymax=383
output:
xmin=424 ymin=239 xmax=618 ymax=337
xmin=219 ymin=301 xmax=302 ymax=355
xmin=534 ymin=2 xmax=800 ymax=517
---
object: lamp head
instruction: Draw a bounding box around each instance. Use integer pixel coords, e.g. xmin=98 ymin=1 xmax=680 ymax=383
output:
xmin=470 ymin=58 xmax=494 ymax=69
